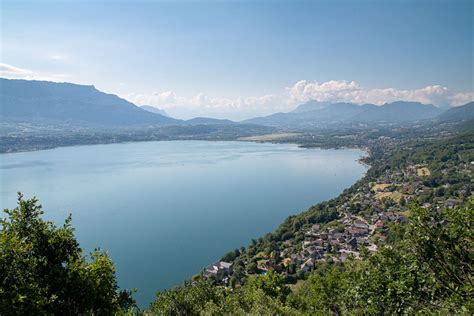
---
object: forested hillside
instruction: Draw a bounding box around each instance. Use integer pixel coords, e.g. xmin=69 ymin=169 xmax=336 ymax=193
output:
xmin=150 ymin=131 xmax=474 ymax=314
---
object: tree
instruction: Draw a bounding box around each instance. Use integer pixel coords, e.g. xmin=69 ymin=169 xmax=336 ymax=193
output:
xmin=149 ymin=279 xmax=223 ymax=315
xmin=247 ymin=262 xmax=259 ymax=274
xmin=245 ymin=271 xmax=290 ymax=303
xmin=0 ymin=193 xmax=135 ymax=315
xmin=403 ymin=201 xmax=473 ymax=310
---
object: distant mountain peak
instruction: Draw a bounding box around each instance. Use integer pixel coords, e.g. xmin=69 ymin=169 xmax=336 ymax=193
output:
xmin=186 ymin=117 xmax=235 ymax=125
xmin=244 ymin=99 xmax=446 ymax=128
xmin=435 ymin=101 xmax=474 ymax=122
xmin=292 ymin=100 xmax=332 ymax=113
xmin=0 ymin=78 xmax=181 ymax=127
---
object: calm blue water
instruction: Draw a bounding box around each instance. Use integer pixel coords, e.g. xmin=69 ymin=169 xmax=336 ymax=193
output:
xmin=0 ymin=141 xmax=366 ymax=307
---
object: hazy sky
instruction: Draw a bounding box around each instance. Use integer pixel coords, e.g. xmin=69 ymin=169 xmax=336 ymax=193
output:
xmin=1 ymin=0 xmax=473 ymax=119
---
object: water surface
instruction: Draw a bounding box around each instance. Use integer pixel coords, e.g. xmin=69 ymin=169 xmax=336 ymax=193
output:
xmin=0 ymin=141 xmax=366 ymax=306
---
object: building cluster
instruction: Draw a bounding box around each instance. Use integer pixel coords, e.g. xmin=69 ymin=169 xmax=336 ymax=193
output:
xmin=201 ymin=139 xmax=472 ymax=283
xmin=202 ymin=261 xmax=233 ymax=283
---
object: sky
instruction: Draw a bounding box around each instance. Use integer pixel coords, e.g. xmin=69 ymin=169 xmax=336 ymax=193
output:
xmin=1 ymin=0 xmax=473 ymax=120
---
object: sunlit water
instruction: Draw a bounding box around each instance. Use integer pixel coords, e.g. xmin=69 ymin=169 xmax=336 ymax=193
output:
xmin=0 ymin=140 xmax=366 ymax=307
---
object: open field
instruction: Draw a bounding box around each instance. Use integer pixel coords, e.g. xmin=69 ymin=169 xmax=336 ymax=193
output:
xmin=371 ymin=183 xmax=391 ymax=192
xmin=239 ymin=133 xmax=302 ymax=142
xmin=375 ymin=191 xmax=404 ymax=202
xmin=417 ymin=167 xmax=431 ymax=176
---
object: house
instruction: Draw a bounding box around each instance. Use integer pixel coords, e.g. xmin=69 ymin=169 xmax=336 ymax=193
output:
xmin=346 ymin=237 xmax=358 ymax=251
xmin=305 ymin=245 xmax=318 ymax=255
xmin=311 ymin=224 xmax=321 ymax=232
xmin=305 ymin=244 xmax=324 ymax=259
xmin=445 ymin=199 xmax=462 ymax=209
xmin=314 ymin=238 xmax=325 ymax=246
xmin=203 ymin=261 xmax=233 ymax=282
xmin=354 ymin=220 xmax=369 ymax=230
xmin=374 ymin=220 xmax=385 ymax=228
xmin=291 ymin=253 xmax=304 ymax=264
xmin=300 ymin=258 xmax=315 ymax=272
xmin=340 ymin=252 xmax=349 ymax=262
xmin=379 ymin=212 xmax=397 ymax=221
xmin=279 ymin=248 xmax=290 ymax=258
xmin=349 ymin=227 xmax=369 ymax=237
xmin=258 ymin=260 xmax=274 ymax=272
xmin=356 ymin=237 xmax=366 ymax=246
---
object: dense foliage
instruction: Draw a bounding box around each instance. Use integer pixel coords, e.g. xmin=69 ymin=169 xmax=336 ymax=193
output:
xmin=0 ymin=194 xmax=135 ymax=315
xmin=150 ymin=202 xmax=473 ymax=314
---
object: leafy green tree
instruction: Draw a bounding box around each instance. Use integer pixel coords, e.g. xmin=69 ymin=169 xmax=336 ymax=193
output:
xmin=289 ymin=264 xmax=345 ymax=314
xmin=403 ymin=201 xmax=473 ymax=310
xmin=245 ymin=271 xmax=290 ymax=303
xmin=149 ymin=279 xmax=223 ymax=315
xmin=0 ymin=194 xmax=135 ymax=315
xmin=247 ymin=262 xmax=258 ymax=274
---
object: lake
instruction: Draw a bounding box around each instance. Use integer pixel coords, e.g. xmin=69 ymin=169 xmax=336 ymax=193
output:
xmin=0 ymin=141 xmax=366 ymax=307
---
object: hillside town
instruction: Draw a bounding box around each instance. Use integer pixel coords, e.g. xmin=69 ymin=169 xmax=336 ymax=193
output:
xmin=202 ymin=135 xmax=473 ymax=284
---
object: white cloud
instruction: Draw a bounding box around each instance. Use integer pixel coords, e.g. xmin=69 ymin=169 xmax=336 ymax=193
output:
xmin=124 ymin=79 xmax=473 ymax=120
xmin=123 ymin=91 xmax=286 ymax=120
xmin=1 ymin=63 xmax=472 ymax=119
xmin=286 ymin=80 xmax=455 ymax=106
xmin=450 ymin=92 xmax=474 ymax=106
xmin=0 ymin=62 xmax=69 ymax=82
xmin=0 ymin=63 xmax=34 ymax=77
xmin=125 ymin=91 xmax=281 ymax=109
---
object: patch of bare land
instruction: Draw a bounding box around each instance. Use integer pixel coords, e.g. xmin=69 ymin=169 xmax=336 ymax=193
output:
xmin=371 ymin=183 xmax=391 ymax=192
xmin=375 ymin=191 xmax=405 ymax=203
xmin=417 ymin=167 xmax=431 ymax=176
xmin=239 ymin=133 xmax=302 ymax=142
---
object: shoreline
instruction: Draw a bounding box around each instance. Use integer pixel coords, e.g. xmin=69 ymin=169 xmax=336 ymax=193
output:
xmin=1 ymin=138 xmax=370 ymax=308
xmin=0 ymin=134 xmax=372 ymax=157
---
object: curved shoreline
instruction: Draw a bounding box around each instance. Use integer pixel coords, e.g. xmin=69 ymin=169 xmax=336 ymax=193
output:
xmin=0 ymin=140 xmax=368 ymax=307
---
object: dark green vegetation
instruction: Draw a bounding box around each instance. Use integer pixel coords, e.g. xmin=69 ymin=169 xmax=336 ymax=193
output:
xmin=149 ymin=202 xmax=473 ymax=315
xmin=0 ymin=194 xmax=136 ymax=315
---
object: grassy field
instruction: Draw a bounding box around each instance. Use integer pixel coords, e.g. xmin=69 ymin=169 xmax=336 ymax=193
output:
xmin=239 ymin=133 xmax=302 ymax=142
xmin=417 ymin=167 xmax=431 ymax=176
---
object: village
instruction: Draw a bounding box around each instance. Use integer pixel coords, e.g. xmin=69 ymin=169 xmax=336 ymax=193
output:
xmin=202 ymin=148 xmax=472 ymax=284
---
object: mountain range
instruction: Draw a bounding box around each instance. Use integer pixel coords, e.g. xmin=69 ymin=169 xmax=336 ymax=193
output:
xmin=434 ymin=101 xmax=474 ymax=122
xmin=243 ymin=100 xmax=446 ymax=128
xmin=0 ymin=78 xmax=180 ymax=127
xmin=1 ymin=78 xmax=473 ymax=129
